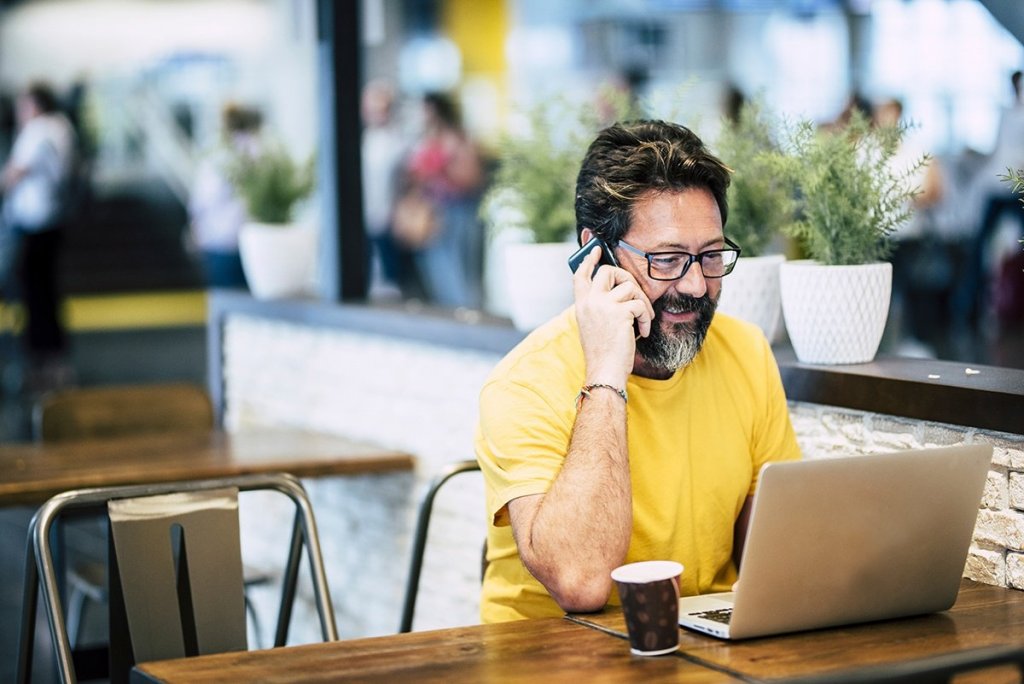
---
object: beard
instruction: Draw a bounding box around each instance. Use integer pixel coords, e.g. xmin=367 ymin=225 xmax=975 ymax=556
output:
xmin=635 ymin=291 xmax=718 ymax=375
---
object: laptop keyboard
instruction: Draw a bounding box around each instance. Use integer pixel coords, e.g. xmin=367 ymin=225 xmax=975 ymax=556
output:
xmin=690 ymin=608 xmax=733 ymax=625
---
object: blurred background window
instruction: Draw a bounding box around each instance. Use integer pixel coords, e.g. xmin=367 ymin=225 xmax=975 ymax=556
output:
xmin=1 ymin=0 xmax=1022 ymax=369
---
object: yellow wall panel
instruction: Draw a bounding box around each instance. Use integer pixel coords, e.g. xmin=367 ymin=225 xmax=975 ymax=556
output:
xmin=441 ymin=0 xmax=507 ymax=76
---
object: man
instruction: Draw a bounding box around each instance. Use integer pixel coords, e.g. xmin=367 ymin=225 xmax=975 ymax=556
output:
xmin=1 ymin=81 xmax=77 ymax=377
xmin=475 ymin=120 xmax=800 ymax=622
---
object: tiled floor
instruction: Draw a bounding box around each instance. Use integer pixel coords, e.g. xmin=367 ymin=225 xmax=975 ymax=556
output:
xmin=0 ymin=325 xmax=206 ymax=684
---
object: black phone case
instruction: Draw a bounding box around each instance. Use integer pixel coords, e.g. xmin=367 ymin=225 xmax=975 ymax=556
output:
xmin=568 ymin=237 xmax=618 ymax=274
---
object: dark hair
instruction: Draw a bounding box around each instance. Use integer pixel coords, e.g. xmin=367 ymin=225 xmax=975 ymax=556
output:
xmin=574 ymin=119 xmax=731 ymax=244
xmin=424 ymin=91 xmax=461 ymax=129
xmin=222 ymin=103 xmax=263 ymax=134
xmin=25 ymin=81 xmax=60 ymax=114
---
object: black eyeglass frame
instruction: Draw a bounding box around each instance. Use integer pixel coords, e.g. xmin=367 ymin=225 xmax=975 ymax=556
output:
xmin=614 ymin=236 xmax=742 ymax=281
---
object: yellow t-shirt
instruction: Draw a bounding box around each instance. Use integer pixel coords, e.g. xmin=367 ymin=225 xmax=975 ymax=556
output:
xmin=474 ymin=307 xmax=801 ymax=622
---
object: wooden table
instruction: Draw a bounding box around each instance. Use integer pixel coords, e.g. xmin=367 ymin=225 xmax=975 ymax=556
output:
xmin=568 ymin=578 xmax=1024 ymax=682
xmin=132 ymin=579 xmax=1024 ymax=683
xmin=0 ymin=428 xmax=415 ymax=506
xmin=131 ymin=616 xmax=733 ymax=683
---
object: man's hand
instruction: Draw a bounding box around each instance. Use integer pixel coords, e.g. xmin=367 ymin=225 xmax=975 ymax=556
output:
xmin=572 ymin=245 xmax=654 ymax=387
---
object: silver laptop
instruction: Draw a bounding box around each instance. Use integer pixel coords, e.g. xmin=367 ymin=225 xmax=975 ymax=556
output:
xmin=678 ymin=444 xmax=992 ymax=640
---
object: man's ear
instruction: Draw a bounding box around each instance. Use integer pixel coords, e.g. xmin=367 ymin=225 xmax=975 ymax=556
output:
xmin=580 ymin=228 xmax=595 ymax=246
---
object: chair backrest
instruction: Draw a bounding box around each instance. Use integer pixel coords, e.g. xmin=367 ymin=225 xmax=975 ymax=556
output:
xmin=18 ymin=473 xmax=337 ymax=684
xmin=399 ymin=460 xmax=482 ymax=633
xmin=33 ymin=383 xmax=214 ymax=442
xmin=108 ymin=488 xmax=249 ymax=665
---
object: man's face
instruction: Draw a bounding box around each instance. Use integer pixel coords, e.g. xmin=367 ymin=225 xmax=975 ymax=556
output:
xmin=614 ymin=188 xmax=724 ymax=376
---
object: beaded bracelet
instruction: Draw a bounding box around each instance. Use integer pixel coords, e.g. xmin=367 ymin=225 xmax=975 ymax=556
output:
xmin=575 ymin=383 xmax=628 ymax=411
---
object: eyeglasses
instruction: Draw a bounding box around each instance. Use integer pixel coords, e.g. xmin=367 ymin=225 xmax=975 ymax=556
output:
xmin=615 ymin=237 xmax=741 ymax=281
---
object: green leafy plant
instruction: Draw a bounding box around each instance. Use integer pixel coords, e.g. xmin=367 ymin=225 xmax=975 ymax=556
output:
xmin=229 ymin=143 xmax=315 ymax=224
xmin=1004 ymin=167 xmax=1024 ymax=250
xmin=1004 ymin=167 xmax=1024 ymax=201
xmin=771 ymin=110 xmax=925 ymax=265
xmin=713 ymin=99 xmax=795 ymax=256
xmin=481 ymin=87 xmax=642 ymax=244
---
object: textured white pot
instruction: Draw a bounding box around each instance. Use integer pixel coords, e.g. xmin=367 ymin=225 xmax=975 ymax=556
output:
xmin=503 ymin=241 xmax=576 ymax=330
xmin=239 ymin=222 xmax=317 ymax=300
xmin=780 ymin=260 xmax=892 ymax=365
xmin=716 ymin=254 xmax=785 ymax=342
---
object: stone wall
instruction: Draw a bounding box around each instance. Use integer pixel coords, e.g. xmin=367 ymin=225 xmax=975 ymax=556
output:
xmin=220 ymin=313 xmax=1024 ymax=646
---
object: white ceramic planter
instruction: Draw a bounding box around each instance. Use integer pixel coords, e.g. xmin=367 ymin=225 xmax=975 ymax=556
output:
xmin=502 ymin=241 xmax=576 ymax=330
xmin=780 ymin=260 xmax=892 ymax=365
xmin=238 ymin=222 xmax=317 ymax=300
xmin=716 ymin=254 xmax=785 ymax=342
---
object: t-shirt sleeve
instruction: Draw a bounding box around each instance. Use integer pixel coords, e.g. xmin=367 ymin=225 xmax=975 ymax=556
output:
xmin=475 ymin=378 xmax=574 ymax=526
xmin=748 ymin=335 xmax=802 ymax=495
xmin=10 ymin=123 xmax=44 ymax=170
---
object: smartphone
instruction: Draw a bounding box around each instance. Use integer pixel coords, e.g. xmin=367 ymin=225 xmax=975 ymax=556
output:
xmin=569 ymin=237 xmax=641 ymax=337
xmin=567 ymin=237 xmax=618 ymax=276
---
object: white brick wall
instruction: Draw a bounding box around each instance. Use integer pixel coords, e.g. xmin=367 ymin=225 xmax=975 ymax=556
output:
xmin=221 ymin=313 xmax=1024 ymax=646
xmin=224 ymin=315 xmax=493 ymax=644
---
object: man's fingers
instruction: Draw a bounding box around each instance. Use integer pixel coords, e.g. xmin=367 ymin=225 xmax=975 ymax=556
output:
xmin=626 ymin=299 xmax=654 ymax=338
xmin=572 ymin=246 xmax=603 ymax=297
xmin=574 ymin=253 xmax=655 ymax=338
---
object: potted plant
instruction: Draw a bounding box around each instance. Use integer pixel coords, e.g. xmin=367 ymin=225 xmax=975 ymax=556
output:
xmin=232 ymin=142 xmax=317 ymax=299
xmin=713 ymin=99 xmax=795 ymax=342
xmin=482 ymin=89 xmax=639 ymax=329
xmin=773 ymin=110 xmax=925 ymax=364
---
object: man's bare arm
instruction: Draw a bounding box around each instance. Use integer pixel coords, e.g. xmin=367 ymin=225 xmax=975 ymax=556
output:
xmin=508 ymin=388 xmax=632 ymax=612
xmin=506 ymin=245 xmax=652 ymax=613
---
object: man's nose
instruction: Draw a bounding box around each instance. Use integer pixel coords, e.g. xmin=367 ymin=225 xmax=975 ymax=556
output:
xmin=673 ymin=261 xmax=708 ymax=298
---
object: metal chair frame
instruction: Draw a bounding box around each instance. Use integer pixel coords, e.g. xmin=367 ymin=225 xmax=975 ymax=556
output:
xmin=30 ymin=383 xmax=271 ymax=654
xmin=17 ymin=472 xmax=338 ymax=684
xmin=399 ymin=459 xmax=482 ymax=633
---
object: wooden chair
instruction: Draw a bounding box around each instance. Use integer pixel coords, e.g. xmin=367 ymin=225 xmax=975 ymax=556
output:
xmin=399 ymin=460 xmax=484 ymax=633
xmin=32 ymin=382 xmax=214 ymax=442
xmin=17 ymin=473 xmax=338 ymax=684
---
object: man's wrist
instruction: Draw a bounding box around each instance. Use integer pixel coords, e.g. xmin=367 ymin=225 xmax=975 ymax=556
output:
xmin=575 ymin=383 xmax=628 ymax=411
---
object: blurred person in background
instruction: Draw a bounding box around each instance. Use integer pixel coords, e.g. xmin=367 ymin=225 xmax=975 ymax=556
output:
xmin=397 ymin=91 xmax=484 ymax=308
xmin=874 ymin=97 xmax=947 ymax=356
xmin=187 ymin=102 xmax=263 ymax=290
xmin=957 ymin=70 xmax=1024 ymax=332
xmin=361 ymin=79 xmax=415 ymax=299
xmin=1 ymin=81 xmax=77 ymax=391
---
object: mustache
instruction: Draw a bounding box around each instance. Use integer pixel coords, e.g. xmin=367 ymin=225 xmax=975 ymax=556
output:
xmin=653 ymin=293 xmax=714 ymax=318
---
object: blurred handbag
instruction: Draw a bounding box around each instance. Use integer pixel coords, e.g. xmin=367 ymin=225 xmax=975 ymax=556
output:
xmin=392 ymin=189 xmax=438 ymax=249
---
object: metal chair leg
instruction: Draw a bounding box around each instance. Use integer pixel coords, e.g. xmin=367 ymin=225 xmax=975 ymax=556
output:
xmin=399 ymin=460 xmax=481 ymax=633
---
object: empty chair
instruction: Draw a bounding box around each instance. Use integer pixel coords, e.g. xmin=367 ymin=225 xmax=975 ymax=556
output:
xmin=33 ymin=382 xmax=214 ymax=442
xmin=32 ymin=382 xmax=270 ymax=652
xmin=399 ymin=459 xmax=482 ymax=633
xmin=17 ymin=473 xmax=337 ymax=684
